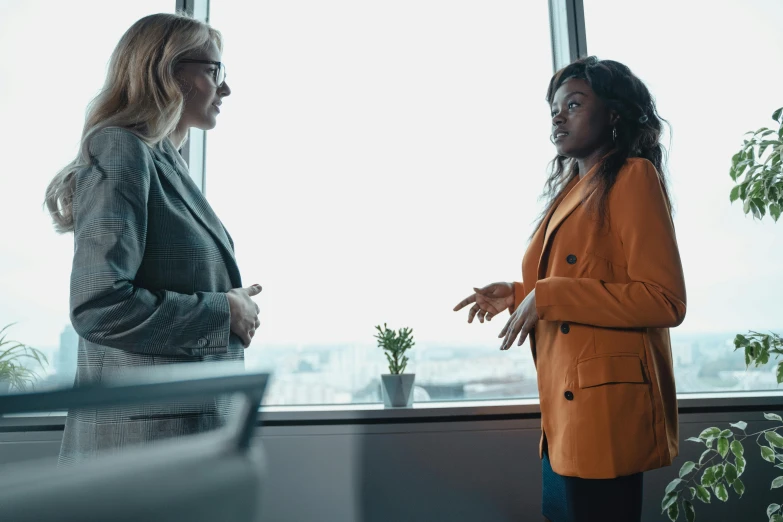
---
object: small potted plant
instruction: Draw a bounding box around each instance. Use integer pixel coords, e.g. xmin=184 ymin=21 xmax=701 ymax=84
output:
xmin=0 ymin=323 xmax=49 ymax=393
xmin=375 ymin=323 xmax=416 ymax=408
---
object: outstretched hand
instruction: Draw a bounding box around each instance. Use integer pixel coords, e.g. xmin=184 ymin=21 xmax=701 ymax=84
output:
xmin=453 ymin=282 xmax=515 ymax=323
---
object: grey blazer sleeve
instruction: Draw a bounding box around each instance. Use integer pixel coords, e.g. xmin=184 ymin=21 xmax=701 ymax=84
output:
xmin=69 ymin=128 xmax=231 ymax=356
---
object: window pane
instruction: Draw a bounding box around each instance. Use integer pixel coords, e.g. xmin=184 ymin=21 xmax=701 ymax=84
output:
xmin=207 ymin=1 xmax=553 ymax=405
xmin=584 ymin=0 xmax=783 ymax=392
xmin=0 ymin=1 xmax=174 ymax=391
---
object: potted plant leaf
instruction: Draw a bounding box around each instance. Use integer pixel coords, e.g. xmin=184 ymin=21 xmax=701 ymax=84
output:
xmin=0 ymin=323 xmax=49 ymax=393
xmin=375 ymin=323 xmax=415 ymax=408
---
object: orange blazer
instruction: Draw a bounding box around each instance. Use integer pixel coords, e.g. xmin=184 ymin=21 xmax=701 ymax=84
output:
xmin=513 ymin=157 xmax=686 ymax=479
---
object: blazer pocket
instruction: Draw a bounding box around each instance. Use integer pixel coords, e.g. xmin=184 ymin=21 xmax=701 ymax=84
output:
xmin=577 ymin=353 xmax=646 ymax=388
xmin=586 ymin=247 xmax=626 ymax=269
xmin=582 ymin=252 xmax=628 ymax=283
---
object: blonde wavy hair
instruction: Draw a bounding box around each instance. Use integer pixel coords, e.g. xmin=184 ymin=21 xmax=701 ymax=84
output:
xmin=45 ymin=12 xmax=223 ymax=233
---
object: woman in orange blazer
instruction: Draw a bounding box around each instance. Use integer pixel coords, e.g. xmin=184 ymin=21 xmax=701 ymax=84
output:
xmin=454 ymin=56 xmax=686 ymax=522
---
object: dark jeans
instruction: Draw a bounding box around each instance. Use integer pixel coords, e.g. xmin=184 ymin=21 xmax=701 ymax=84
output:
xmin=541 ymin=450 xmax=643 ymax=522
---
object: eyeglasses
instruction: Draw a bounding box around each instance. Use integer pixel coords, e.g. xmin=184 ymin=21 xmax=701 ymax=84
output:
xmin=178 ymin=59 xmax=226 ymax=86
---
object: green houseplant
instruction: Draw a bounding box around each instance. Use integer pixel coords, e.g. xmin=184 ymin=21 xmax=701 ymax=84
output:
xmin=730 ymin=107 xmax=783 ymax=381
xmin=0 ymin=323 xmax=49 ymax=393
xmin=375 ymin=323 xmax=416 ymax=408
xmin=661 ymin=107 xmax=783 ymax=521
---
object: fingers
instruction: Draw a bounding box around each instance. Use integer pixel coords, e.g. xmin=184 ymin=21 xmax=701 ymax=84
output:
xmin=500 ymin=317 xmax=533 ymax=351
xmin=242 ymin=325 xmax=258 ymax=349
xmin=498 ymin=315 xmax=513 ymax=338
xmin=499 ymin=321 xmax=514 ymax=350
xmin=244 ymin=316 xmax=261 ymax=348
xmin=500 ymin=319 xmax=522 ymax=351
xmin=467 ymin=303 xmax=480 ymax=323
xmin=517 ymin=324 xmax=531 ymax=346
xmin=238 ymin=330 xmax=251 ymax=348
xmin=245 ymin=329 xmax=255 ymax=348
xmin=245 ymin=284 xmax=263 ymax=297
xmin=475 ymin=295 xmax=501 ymax=316
xmin=453 ymin=293 xmax=477 ymax=312
xmin=499 ymin=310 xmax=522 ymax=350
xmin=456 ymin=286 xmax=505 ymax=323
xmin=254 ymin=302 xmax=260 ymax=314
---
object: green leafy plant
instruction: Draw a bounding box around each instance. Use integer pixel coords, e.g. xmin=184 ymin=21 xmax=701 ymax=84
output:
xmin=374 ymin=323 xmax=415 ymax=375
xmin=0 ymin=323 xmax=48 ymax=392
xmin=729 ymin=107 xmax=783 ymax=222
xmin=661 ymin=416 xmax=783 ymax=522
xmin=662 ymin=107 xmax=783 ymax=520
xmin=731 ymin=109 xmax=783 ymax=382
xmin=735 ymin=332 xmax=783 ymax=383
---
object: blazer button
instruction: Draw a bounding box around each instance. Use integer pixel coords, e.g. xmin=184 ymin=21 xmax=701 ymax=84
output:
xmin=564 ymin=391 xmax=574 ymax=401
xmin=560 ymin=323 xmax=570 ymax=334
xmin=566 ymin=254 xmax=577 ymax=265
xmin=197 ymin=337 xmax=208 ymax=347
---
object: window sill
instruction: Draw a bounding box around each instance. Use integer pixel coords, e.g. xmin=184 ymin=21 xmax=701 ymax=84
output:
xmin=2 ymin=391 xmax=783 ymax=431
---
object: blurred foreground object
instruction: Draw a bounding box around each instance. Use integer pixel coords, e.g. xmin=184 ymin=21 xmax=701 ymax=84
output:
xmin=0 ymin=363 xmax=269 ymax=522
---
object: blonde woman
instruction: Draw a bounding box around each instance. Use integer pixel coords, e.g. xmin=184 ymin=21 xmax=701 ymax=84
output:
xmin=45 ymin=13 xmax=261 ymax=465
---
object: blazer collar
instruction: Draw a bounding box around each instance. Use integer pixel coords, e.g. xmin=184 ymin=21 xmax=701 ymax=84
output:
xmin=151 ymin=140 xmax=242 ymax=286
xmin=537 ymin=164 xmax=599 ymax=274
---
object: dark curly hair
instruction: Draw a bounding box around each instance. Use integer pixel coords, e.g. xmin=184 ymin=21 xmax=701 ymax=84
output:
xmin=537 ymin=56 xmax=672 ymax=231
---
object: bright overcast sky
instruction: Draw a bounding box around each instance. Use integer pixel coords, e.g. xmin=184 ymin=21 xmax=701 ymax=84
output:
xmin=1 ymin=0 xmax=780 ymax=351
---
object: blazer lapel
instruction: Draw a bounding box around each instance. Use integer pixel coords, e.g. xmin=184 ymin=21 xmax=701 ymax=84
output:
xmin=537 ymin=169 xmax=597 ymax=276
xmin=541 ymin=177 xmax=584 ymax=249
xmin=152 ymin=142 xmax=242 ymax=286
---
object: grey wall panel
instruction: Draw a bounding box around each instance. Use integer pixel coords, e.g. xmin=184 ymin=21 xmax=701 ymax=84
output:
xmin=257 ymin=431 xmax=361 ymax=522
xmin=355 ymin=426 xmax=541 ymax=522
xmin=2 ymin=411 xmax=782 ymax=521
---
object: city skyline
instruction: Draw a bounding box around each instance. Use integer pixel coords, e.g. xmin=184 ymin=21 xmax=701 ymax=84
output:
xmin=32 ymin=320 xmax=783 ymax=405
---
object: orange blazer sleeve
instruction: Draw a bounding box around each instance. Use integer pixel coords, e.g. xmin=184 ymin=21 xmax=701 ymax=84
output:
xmin=534 ymin=161 xmax=686 ymax=328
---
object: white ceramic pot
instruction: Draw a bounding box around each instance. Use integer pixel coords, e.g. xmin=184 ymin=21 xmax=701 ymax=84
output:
xmin=380 ymin=374 xmax=415 ymax=408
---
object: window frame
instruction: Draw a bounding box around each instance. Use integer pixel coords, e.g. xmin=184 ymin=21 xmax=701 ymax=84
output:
xmin=193 ymin=0 xmax=775 ymax=410
xmin=177 ymin=0 xmax=209 ymax=192
xmin=3 ymin=0 xmax=766 ymax=426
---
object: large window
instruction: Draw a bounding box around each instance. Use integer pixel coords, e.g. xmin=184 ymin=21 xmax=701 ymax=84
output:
xmin=6 ymin=0 xmax=773 ymax=407
xmin=584 ymin=0 xmax=783 ymax=392
xmin=207 ymin=1 xmax=554 ymax=405
xmin=0 ymin=1 xmax=174 ymax=389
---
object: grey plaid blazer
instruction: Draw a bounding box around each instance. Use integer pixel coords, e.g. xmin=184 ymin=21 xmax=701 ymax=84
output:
xmin=59 ymin=127 xmax=245 ymax=466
